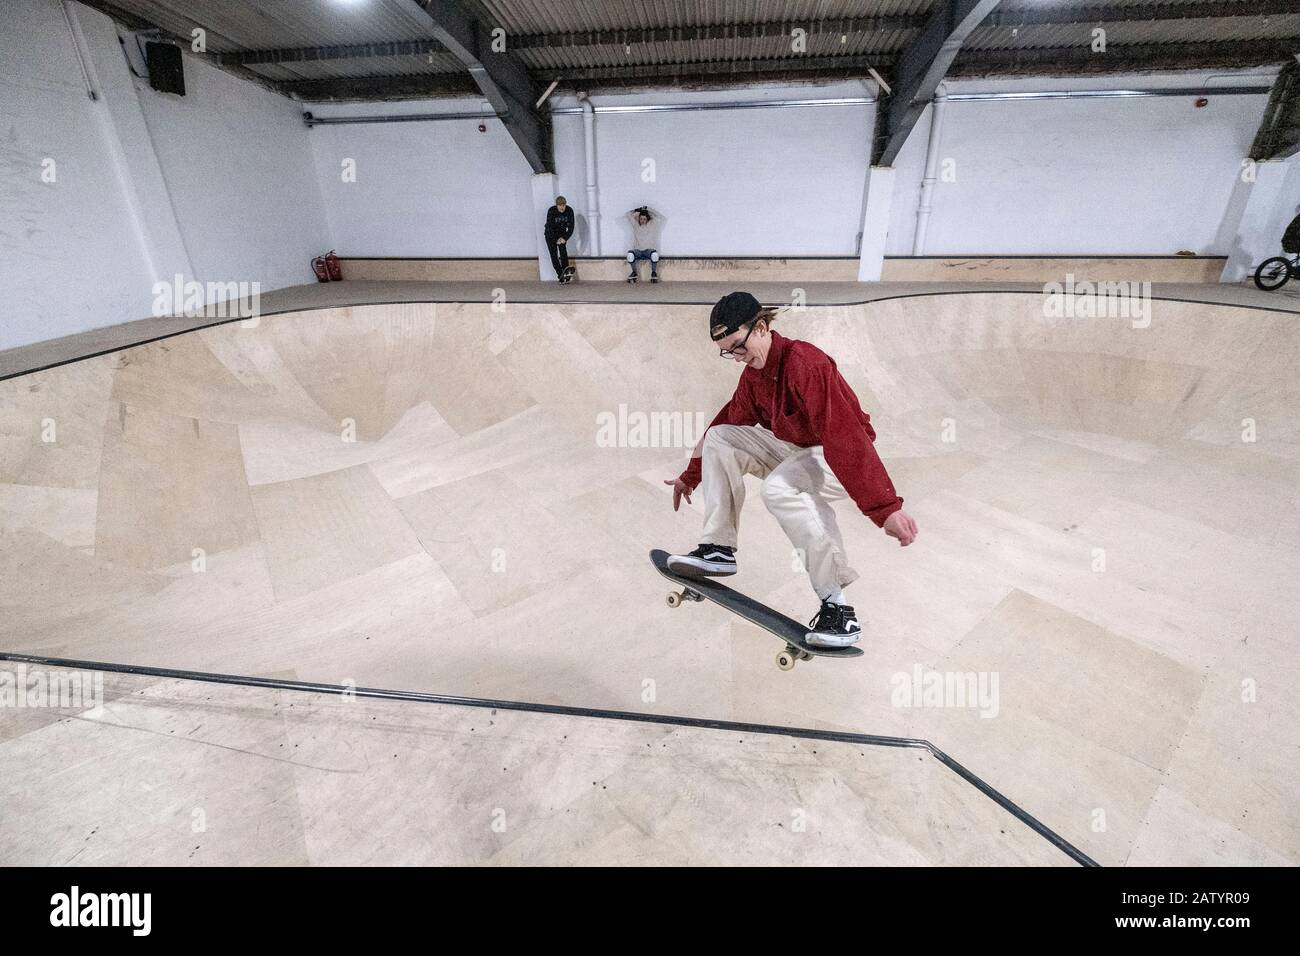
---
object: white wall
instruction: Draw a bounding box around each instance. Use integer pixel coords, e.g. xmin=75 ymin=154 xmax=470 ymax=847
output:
xmin=887 ymin=71 xmax=1278 ymax=256
xmin=138 ymin=54 xmax=329 ymax=294
xmin=551 ymin=83 xmax=875 ymax=257
xmin=0 ymin=0 xmax=152 ymax=351
xmin=304 ymin=100 xmax=536 ymax=256
xmin=0 ymin=0 xmax=328 ymax=352
xmin=307 ymin=73 xmax=1277 ymax=262
xmin=305 ymin=82 xmax=876 ymax=258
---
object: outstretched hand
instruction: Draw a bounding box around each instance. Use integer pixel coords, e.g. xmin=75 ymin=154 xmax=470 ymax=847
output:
xmin=883 ymin=510 xmax=918 ymax=546
xmin=663 ymin=477 xmax=692 ymax=511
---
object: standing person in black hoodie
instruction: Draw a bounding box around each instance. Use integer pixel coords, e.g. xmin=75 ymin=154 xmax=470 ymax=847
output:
xmin=1283 ymin=206 xmax=1300 ymax=255
xmin=544 ymin=196 xmax=577 ymax=283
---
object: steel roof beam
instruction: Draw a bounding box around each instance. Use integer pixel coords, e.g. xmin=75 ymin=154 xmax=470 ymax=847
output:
xmin=400 ymin=0 xmax=550 ymax=172
xmin=877 ymin=0 xmax=1002 ymax=165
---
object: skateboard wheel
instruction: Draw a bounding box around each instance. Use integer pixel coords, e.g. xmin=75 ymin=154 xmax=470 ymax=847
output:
xmin=666 ymin=592 xmax=682 ymax=608
xmin=776 ymin=650 xmax=797 ymax=671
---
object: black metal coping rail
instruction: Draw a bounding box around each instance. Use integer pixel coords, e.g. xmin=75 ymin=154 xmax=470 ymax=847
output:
xmin=1 ymin=651 xmax=1098 ymax=867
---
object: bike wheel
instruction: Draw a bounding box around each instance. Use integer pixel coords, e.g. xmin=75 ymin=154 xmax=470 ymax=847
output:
xmin=1254 ymin=257 xmax=1292 ymax=291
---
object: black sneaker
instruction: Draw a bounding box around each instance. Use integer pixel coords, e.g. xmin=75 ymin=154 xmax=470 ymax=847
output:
xmin=667 ymin=544 xmax=737 ymax=577
xmin=805 ymin=601 xmax=861 ymax=648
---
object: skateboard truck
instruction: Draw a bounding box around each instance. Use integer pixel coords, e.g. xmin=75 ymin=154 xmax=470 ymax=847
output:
xmin=664 ymin=586 xmax=704 ymax=608
xmin=660 ymin=572 xmax=819 ymax=672
xmin=774 ymin=646 xmax=814 ymax=671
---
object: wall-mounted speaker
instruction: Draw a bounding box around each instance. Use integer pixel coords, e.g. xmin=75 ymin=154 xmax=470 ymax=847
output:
xmin=145 ymin=41 xmax=185 ymax=95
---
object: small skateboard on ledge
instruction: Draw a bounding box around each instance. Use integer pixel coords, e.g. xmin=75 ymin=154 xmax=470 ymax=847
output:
xmin=650 ymin=549 xmax=864 ymax=671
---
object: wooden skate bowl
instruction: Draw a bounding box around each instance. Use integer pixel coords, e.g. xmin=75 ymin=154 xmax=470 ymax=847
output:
xmin=2 ymin=290 xmax=1297 ymax=865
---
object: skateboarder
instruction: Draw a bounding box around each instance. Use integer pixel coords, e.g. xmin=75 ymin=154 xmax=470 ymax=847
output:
xmin=545 ymin=196 xmax=576 ymax=282
xmin=664 ymin=292 xmax=918 ymax=648
xmin=626 ymin=206 xmax=665 ymax=282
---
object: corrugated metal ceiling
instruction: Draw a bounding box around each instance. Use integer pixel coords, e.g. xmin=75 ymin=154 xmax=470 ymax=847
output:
xmin=77 ymin=0 xmax=1299 ymax=95
xmin=471 ymin=0 xmax=936 ymax=35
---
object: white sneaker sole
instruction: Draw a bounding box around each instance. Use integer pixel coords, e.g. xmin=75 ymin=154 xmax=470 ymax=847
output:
xmin=804 ymin=630 xmax=862 ymax=648
xmin=667 ymin=555 xmax=736 ymax=577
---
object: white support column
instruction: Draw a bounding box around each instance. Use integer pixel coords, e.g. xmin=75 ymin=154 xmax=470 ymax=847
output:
xmin=530 ymin=172 xmax=560 ymax=280
xmin=857 ymin=165 xmax=895 ymax=282
xmin=67 ymin=4 xmax=195 ymax=294
xmin=1220 ymin=159 xmax=1299 ymax=283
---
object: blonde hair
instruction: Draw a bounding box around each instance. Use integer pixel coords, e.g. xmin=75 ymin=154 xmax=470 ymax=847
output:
xmin=709 ymin=305 xmax=782 ymax=342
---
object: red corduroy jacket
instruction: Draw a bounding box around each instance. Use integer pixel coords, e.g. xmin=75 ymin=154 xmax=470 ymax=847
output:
xmin=678 ymin=330 xmax=903 ymax=527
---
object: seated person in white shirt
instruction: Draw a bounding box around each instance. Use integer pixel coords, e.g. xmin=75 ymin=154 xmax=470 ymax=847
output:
xmin=626 ymin=206 xmax=666 ymax=282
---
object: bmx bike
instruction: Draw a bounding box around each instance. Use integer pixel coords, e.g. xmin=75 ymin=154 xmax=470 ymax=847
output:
xmin=1253 ymin=253 xmax=1300 ymax=291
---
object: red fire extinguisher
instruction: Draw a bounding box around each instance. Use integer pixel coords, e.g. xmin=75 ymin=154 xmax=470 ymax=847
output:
xmin=311 ymin=251 xmax=344 ymax=282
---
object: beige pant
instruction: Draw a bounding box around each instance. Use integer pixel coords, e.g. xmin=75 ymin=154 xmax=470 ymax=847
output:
xmin=699 ymin=424 xmax=859 ymax=599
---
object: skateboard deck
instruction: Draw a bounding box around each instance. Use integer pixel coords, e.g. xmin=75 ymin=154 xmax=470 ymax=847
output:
xmin=650 ymin=549 xmax=864 ymax=670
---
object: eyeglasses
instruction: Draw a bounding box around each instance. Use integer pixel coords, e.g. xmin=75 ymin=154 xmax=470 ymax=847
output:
xmin=718 ymin=322 xmax=760 ymax=358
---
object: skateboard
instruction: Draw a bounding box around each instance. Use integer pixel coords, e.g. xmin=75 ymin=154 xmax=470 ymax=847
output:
xmin=562 ymin=265 xmax=578 ymax=283
xmin=650 ymin=549 xmax=864 ymax=671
